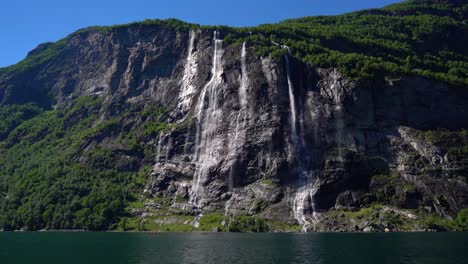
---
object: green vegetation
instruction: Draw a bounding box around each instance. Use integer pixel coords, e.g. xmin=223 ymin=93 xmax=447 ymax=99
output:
xmin=369 ymin=173 xmax=419 ymax=206
xmin=419 ymin=212 xmax=455 ymax=230
xmin=0 ymin=96 xmax=187 ymax=231
xmin=137 ymin=215 xmax=195 ymax=232
xmin=1 ymin=0 xmax=467 ymax=86
xmin=90 ymin=18 xmax=202 ymax=34
xmin=116 ymin=212 xmax=301 ymax=232
xmin=198 ymin=213 xmax=227 ymax=231
xmin=0 ymin=96 xmax=149 ymax=231
xmin=328 ymin=205 xmax=468 ymax=232
xmin=227 ymin=215 xmax=269 ymax=232
xmin=261 ymin=178 xmax=279 ymax=186
xmin=196 ymin=213 xmax=269 ymax=232
xmin=454 ymin=208 xmax=468 ymax=231
xmin=0 ymin=0 xmax=468 ymax=232
xmin=416 ymin=129 xmax=468 ymax=155
xmin=0 ymin=38 xmax=69 ymax=76
xmin=414 ymin=128 xmax=468 ymax=181
xmin=119 ymin=207 xmax=468 ymax=233
xmin=81 ymin=0 xmax=468 ymax=85
xmin=418 ymin=208 xmax=468 ymax=231
xmin=0 ymin=103 xmax=43 ymax=140
xmin=196 ymin=213 xmax=299 ymax=232
xmin=139 ymin=105 xmax=175 ymax=136
xmin=266 ymin=220 xmax=302 ymax=232
xmin=223 ymin=0 xmax=468 ymax=85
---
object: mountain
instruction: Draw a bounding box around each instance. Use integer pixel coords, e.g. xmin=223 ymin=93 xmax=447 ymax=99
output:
xmin=0 ymin=0 xmax=467 ymax=232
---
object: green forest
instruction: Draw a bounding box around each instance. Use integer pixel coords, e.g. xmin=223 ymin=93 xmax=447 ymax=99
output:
xmin=231 ymin=0 xmax=468 ymax=84
xmin=0 ymin=97 xmax=151 ymax=230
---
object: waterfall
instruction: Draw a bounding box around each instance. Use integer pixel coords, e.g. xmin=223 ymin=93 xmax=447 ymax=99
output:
xmin=284 ymin=55 xmax=298 ymax=141
xmin=332 ymin=70 xmax=345 ymax=164
xmin=177 ymin=30 xmax=198 ymax=114
xmin=239 ymin=42 xmax=249 ymax=112
xmin=293 ymin=173 xmax=320 ymax=232
xmin=226 ymin=42 xmax=250 ymax=193
xmin=291 ymin=71 xmax=344 ymax=231
xmin=155 ymin=132 xmax=163 ymax=162
xmin=190 ymin=31 xmax=225 ymax=208
xmin=177 ymin=31 xmax=198 ymax=157
xmin=284 ymin=55 xmax=320 ymax=232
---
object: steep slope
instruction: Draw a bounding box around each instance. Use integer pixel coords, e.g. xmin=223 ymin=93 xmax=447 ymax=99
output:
xmin=0 ymin=0 xmax=467 ymax=232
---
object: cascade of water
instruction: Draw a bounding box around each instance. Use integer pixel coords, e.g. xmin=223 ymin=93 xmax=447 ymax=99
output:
xmin=226 ymin=42 xmax=250 ymax=193
xmin=177 ymin=30 xmax=198 ymax=114
xmin=284 ymin=54 xmax=320 ymax=232
xmin=291 ymin=72 xmax=344 ymax=231
xmin=155 ymin=132 xmax=163 ymax=162
xmin=331 ymin=70 xmax=344 ymax=164
xmin=190 ymin=31 xmax=225 ymax=208
xmin=284 ymin=55 xmax=298 ymax=142
xmin=293 ymin=172 xmax=320 ymax=232
xmin=239 ymin=42 xmax=249 ymax=111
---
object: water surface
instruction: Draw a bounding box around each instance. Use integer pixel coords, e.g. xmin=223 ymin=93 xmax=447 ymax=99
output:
xmin=0 ymin=232 xmax=467 ymax=264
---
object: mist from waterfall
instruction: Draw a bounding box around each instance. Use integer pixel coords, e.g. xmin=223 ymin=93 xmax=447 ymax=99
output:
xmin=190 ymin=31 xmax=225 ymax=208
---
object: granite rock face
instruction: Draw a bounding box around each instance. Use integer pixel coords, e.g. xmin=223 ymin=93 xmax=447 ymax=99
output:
xmin=1 ymin=25 xmax=467 ymax=231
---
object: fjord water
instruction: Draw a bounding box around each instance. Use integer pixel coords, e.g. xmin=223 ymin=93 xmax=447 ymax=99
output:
xmin=1 ymin=233 xmax=467 ymax=264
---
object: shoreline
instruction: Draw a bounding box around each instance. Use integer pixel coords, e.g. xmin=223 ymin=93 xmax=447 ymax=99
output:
xmin=0 ymin=229 xmax=454 ymax=234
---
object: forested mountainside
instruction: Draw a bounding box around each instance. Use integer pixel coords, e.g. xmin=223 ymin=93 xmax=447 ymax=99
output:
xmin=0 ymin=0 xmax=467 ymax=232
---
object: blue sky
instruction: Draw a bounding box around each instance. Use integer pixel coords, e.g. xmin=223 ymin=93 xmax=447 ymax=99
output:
xmin=0 ymin=0 xmax=403 ymax=67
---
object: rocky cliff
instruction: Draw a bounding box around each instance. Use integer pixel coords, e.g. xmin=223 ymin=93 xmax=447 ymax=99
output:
xmin=1 ymin=0 xmax=468 ymax=232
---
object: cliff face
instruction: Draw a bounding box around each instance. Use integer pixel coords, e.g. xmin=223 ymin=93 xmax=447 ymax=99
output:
xmin=1 ymin=23 xmax=467 ymax=232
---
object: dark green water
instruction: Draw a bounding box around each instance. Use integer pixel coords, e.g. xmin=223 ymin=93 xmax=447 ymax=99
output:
xmin=0 ymin=232 xmax=467 ymax=264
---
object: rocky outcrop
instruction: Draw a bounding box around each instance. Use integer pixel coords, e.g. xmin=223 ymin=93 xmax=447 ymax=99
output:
xmin=1 ymin=24 xmax=467 ymax=231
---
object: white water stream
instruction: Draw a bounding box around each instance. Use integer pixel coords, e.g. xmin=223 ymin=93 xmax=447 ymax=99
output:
xmin=284 ymin=54 xmax=320 ymax=232
xmin=155 ymin=132 xmax=164 ymax=163
xmin=226 ymin=42 xmax=250 ymax=192
xmin=190 ymin=31 xmax=225 ymax=208
xmin=177 ymin=30 xmax=198 ymax=114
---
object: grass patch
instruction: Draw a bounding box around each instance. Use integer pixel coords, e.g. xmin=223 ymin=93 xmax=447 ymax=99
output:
xmin=267 ymin=220 xmax=302 ymax=232
xmin=199 ymin=213 xmax=227 ymax=232
xmin=261 ymin=179 xmax=279 ymax=186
